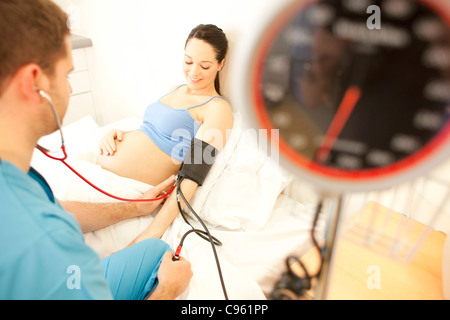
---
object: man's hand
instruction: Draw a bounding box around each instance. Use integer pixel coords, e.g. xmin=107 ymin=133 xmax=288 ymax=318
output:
xmin=135 ymin=175 xmax=176 ymax=217
xmin=147 ymin=251 xmax=193 ymax=300
xmin=61 ymin=175 xmax=177 ymax=233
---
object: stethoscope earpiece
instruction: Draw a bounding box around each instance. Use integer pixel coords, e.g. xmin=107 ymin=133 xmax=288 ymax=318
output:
xmin=34 ymin=87 xmax=50 ymax=101
xmin=34 ymin=87 xmax=65 ymax=153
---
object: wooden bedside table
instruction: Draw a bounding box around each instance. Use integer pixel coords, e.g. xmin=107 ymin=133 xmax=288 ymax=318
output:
xmin=300 ymin=201 xmax=446 ymax=300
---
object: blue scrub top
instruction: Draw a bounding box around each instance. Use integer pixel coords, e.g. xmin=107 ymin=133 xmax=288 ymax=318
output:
xmin=0 ymin=160 xmax=113 ymax=299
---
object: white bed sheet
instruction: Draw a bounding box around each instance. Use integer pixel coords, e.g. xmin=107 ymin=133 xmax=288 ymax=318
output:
xmin=31 ymin=114 xmax=321 ymax=299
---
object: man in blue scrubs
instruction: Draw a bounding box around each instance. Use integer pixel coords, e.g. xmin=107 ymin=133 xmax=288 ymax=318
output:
xmin=0 ymin=0 xmax=192 ymax=300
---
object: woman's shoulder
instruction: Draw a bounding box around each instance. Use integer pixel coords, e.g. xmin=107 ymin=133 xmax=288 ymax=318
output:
xmin=166 ymin=84 xmax=186 ymax=95
xmin=208 ymin=95 xmax=232 ymax=115
xmin=203 ymin=95 xmax=233 ymax=129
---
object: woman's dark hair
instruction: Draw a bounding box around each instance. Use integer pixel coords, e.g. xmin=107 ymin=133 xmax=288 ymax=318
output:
xmin=185 ymin=24 xmax=228 ymax=95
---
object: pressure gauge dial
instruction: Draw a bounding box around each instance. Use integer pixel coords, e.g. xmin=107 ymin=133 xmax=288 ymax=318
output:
xmin=233 ymin=0 xmax=450 ymax=193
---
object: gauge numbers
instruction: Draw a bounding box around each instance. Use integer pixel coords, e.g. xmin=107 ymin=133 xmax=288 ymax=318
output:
xmin=249 ymin=0 xmax=450 ymax=192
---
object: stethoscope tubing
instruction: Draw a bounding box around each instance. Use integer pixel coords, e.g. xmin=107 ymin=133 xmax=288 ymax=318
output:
xmin=35 ymin=88 xmax=175 ymax=202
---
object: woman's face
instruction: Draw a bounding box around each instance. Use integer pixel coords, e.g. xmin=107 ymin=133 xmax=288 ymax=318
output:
xmin=183 ymin=38 xmax=224 ymax=93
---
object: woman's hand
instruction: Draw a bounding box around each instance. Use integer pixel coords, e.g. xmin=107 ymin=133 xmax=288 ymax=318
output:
xmin=99 ymin=129 xmax=124 ymax=155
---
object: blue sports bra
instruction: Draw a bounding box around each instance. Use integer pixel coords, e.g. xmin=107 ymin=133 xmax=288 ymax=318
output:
xmin=139 ymin=85 xmax=225 ymax=162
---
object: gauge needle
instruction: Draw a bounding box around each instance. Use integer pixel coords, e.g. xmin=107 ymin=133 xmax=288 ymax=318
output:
xmin=315 ymin=86 xmax=362 ymax=163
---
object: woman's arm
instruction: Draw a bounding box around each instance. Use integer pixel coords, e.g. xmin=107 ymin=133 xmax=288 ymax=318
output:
xmin=130 ymin=99 xmax=234 ymax=243
xmin=130 ymin=178 xmax=198 ymax=242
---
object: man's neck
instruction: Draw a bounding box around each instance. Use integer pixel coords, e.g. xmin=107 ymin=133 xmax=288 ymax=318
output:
xmin=0 ymin=115 xmax=37 ymax=173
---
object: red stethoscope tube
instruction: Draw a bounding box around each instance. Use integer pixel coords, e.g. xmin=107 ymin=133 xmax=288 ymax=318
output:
xmin=37 ymin=144 xmax=175 ymax=202
xmin=35 ymin=87 xmax=174 ymax=202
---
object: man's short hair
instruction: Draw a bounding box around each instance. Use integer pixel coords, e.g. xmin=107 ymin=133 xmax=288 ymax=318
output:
xmin=0 ymin=0 xmax=70 ymax=95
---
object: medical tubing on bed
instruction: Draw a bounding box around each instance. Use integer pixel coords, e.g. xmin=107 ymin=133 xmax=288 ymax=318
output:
xmin=62 ymin=160 xmax=175 ymax=202
xmin=38 ymin=146 xmax=175 ymax=202
xmin=271 ymin=198 xmax=325 ymax=300
xmin=173 ymin=228 xmax=210 ymax=260
xmin=175 ymin=186 xmax=222 ymax=246
xmin=176 ymin=177 xmax=229 ymax=300
xmin=311 ymin=199 xmax=324 ymax=278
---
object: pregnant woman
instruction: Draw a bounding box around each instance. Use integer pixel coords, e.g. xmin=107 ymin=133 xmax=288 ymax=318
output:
xmin=96 ymin=24 xmax=233 ymax=242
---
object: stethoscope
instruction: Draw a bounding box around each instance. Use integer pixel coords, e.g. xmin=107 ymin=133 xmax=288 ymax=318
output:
xmin=36 ymin=87 xmax=229 ymax=299
xmin=34 ymin=87 xmax=175 ymax=202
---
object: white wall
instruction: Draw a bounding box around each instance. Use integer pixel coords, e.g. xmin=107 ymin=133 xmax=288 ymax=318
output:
xmin=53 ymin=0 xmax=450 ymax=233
xmin=57 ymin=0 xmax=450 ymax=125
xmin=54 ymin=0 xmax=291 ymax=125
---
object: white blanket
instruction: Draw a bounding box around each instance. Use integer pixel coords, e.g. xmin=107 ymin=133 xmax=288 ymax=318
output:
xmin=31 ymin=114 xmax=320 ymax=299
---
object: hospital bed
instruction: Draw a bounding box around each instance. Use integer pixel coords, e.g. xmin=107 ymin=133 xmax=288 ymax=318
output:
xmin=31 ymin=113 xmax=327 ymax=299
xmin=32 ymin=112 xmax=450 ymax=299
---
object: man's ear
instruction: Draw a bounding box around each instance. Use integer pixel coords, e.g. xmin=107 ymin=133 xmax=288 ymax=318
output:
xmin=16 ymin=63 xmax=49 ymax=103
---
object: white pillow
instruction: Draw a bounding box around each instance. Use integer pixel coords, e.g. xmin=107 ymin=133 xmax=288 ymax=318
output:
xmin=189 ymin=112 xmax=293 ymax=231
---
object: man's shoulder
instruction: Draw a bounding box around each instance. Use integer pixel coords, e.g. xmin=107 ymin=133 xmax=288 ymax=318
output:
xmin=0 ymin=211 xmax=112 ymax=300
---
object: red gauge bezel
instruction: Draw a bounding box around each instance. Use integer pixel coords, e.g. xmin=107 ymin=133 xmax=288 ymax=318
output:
xmin=250 ymin=0 xmax=450 ymax=186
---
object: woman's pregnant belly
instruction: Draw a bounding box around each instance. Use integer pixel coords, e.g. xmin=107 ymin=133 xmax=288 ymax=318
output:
xmin=96 ymin=130 xmax=181 ymax=186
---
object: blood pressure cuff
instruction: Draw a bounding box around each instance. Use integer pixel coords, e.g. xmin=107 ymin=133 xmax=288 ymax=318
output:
xmin=178 ymin=138 xmax=218 ymax=186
